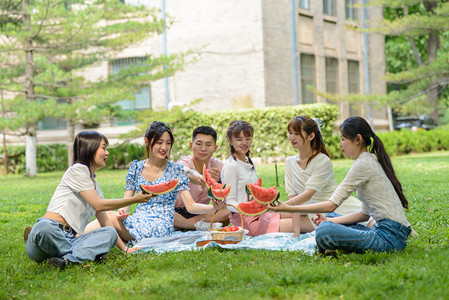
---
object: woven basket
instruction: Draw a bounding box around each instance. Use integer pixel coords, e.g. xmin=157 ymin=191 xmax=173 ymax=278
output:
xmin=209 ymin=204 xmax=245 ymax=241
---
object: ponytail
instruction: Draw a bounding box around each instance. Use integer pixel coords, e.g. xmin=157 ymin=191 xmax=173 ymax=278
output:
xmin=340 ymin=117 xmax=408 ymax=209
xmin=370 ymin=134 xmax=408 ymax=209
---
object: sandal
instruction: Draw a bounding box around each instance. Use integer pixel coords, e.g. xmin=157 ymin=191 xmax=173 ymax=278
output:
xmin=23 ymin=226 xmax=32 ymax=244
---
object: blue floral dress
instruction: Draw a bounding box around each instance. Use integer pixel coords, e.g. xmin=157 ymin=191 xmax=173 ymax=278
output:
xmin=123 ymin=159 xmax=189 ymax=241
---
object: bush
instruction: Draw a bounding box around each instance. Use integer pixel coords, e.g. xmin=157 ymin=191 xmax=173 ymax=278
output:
xmin=135 ymin=103 xmax=340 ymax=162
xmin=0 ymin=144 xmax=67 ymax=174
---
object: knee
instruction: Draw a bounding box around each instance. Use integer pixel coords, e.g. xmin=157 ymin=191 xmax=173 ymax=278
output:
xmin=315 ymin=222 xmax=338 ymax=244
xmin=99 ymin=226 xmax=118 ymax=245
xmin=32 ymin=219 xmax=56 ymax=238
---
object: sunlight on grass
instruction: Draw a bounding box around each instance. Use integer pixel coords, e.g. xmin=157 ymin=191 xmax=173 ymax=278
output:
xmin=1 ymin=151 xmax=448 ymax=299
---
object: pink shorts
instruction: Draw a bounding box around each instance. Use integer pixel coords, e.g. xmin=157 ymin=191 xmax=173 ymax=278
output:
xmin=229 ymin=212 xmax=280 ymax=237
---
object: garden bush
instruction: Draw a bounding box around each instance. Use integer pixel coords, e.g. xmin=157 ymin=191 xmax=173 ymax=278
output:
xmin=3 ymin=105 xmax=449 ymax=174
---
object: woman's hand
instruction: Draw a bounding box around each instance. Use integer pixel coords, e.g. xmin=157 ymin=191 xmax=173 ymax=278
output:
xmin=311 ymin=213 xmax=328 ymax=226
xmin=267 ymin=201 xmax=290 ymax=212
xmin=116 ymin=208 xmax=130 ymax=221
xmin=212 ymin=199 xmax=226 ymax=211
xmin=133 ymin=192 xmax=154 ymax=203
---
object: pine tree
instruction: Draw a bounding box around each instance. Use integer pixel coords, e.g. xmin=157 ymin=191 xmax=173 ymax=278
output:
xmin=0 ymin=0 xmax=192 ymax=175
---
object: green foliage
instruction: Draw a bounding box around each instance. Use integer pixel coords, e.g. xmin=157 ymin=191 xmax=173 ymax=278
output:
xmin=1 ymin=152 xmax=449 ymax=299
xmin=128 ymin=103 xmax=340 ymax=162
xmin=0 ymin=144 xmax=67 ymax=174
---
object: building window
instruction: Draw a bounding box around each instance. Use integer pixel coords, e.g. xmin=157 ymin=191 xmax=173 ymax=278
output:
xmin=110 ymin=56 xmax=152 ymax=126
xmin=299 ymin=0 xmax=309 ymax=10
xmin=38 ymin=99 xmax=67 ymax=130
xmin=300 ymin=54 xmax=316 ymax=104
xmin=38 ymin=116 xmax=67 ymax=130
xmin=348 ymin=60 xmax=360 ymax=115
xmin=346 ymin=0 xmax=357 ymax=20
xmin=323 ymin=0 xmax=336 ymax=16
xmin=325 ymin=57 xmax=339 ymax=95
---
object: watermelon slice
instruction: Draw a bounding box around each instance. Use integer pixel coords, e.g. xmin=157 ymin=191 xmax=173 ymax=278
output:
xmin=209 ymin=182 xmax=226 ymax=190
xmin=203 ymin=165 xmax=219 ymax=188
xmin=208 ymin=185 xmax=231 ymax=200
xmin=246 ymin=184 xmax=280 ymax=204
xmin=140 ymin=178 xmax=179 ymax=195
xmin=255 ymin=177 xmax=262 ymax=187
xmin=237 ymin=200 xmax=267 ymax=216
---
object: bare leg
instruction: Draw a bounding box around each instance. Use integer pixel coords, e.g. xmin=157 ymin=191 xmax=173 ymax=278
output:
xmin=174 ymin=208 xmax=230 ymax=230
xmin=278 ymin=214 xmax=315 ymax=235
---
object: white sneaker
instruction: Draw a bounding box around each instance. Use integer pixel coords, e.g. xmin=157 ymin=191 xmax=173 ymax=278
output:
xmin=194 ymin=220 xmax=211 ymax=231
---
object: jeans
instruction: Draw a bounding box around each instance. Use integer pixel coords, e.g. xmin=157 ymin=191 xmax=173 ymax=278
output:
xmin=315 ymin=213 xmax=411 ymax=253
xmin=26 ymin=218 xmax=118 ymax=263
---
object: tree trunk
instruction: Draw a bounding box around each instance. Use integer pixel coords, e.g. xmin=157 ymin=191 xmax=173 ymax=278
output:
xmin=23 ymin=0 xmax=37 ymax=177
xmin=67 ymin=120 xmax=75 ymax=167
xmin=1 ymin=90 xmax=8 ymax=175
xmin=425 ymin=1 xmax=440 ymax=124
xmin=25 ymin=126 xmax=37 ymax=177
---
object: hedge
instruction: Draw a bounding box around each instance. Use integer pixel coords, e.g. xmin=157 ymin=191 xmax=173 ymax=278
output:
xmin=2 ymin=104 xmax=449 ymax=174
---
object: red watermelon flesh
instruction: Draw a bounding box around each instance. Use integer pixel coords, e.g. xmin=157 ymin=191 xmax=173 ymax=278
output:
xmin=255 ymin=177 xmax=262 ymax=187
xmin=247 ymin=184 xmax=280 ymax=204
xmin=208 ymin=185 xmax=231 ymax=200
xmin=140 ymin=178 xmax=179 ymax=195
xmin=210 ymin=182 xmax=226 ymax=190
xmin=203 ymin=165 xmax=218 ymax=188
xmin=237 ymin=200 xmax=267 ymax=216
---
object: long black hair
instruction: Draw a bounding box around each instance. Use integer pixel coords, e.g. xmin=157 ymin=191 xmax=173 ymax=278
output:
xmin=340 ymin=117 xmax=408 ymax=209
xmin=226 ymin=120 xmax=254 ymax=167
xmin=144 ymin=121 xmax=175 ymax=159
xmin=73 ymin=131 xmax=109 ymax=175
xmin=287 ymin=116 xmax=329 ymax=167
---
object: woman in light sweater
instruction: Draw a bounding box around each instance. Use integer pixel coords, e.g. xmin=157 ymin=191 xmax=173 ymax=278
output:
xmin=284 ymin=116 xmax=366 ymax=237
xmin=269 ymin=117 xmax=411 ymax=254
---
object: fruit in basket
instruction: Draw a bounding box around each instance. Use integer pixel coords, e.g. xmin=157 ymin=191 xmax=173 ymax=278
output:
xmin=203 ymin=165 xmax=225 ymax=189
xmin=140 ymin=178 xmax=179 ymax=195
xmin=237 ymin=200 xmax=268 ymax=216
xmin=208 ymin=185 xmax=231 ymax=200
xmin=245 ymin=184 xmax=280 ymax=204
xmin=222 ymin=226 xmax=239 ymax=232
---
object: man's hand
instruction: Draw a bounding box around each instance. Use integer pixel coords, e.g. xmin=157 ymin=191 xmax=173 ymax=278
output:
xmin=208 ymin=167 xmax=221 ymax=183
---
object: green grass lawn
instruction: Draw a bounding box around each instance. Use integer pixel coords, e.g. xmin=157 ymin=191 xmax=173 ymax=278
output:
xmin=1 ymin=152 xmax=449 ymax=299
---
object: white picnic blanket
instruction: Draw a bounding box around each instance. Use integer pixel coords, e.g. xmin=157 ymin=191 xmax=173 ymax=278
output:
xmin=134 ymin=231 xmax=317 ymax=255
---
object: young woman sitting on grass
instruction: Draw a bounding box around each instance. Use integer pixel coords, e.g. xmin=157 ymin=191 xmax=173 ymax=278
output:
xmin=84 ymin=121 xmax=224 ymax=245
xmin=25 ymin=131 xmax=153 ymax=269
xmin=284 ymin=116 xmax=367 ymax=238
xmin=268 ymin=116 xmax=412 ymax=254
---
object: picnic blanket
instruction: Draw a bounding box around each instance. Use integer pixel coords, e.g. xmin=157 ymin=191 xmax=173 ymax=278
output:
xmin=134 ymin=231 xmax=317 ymax=255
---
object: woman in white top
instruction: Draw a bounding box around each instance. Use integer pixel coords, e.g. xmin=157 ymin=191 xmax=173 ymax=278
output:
xmin=221 ymin=121 xmax=295 ymax=236
xmin=269 ymin=117 xmax=411 ymax=254
xmin=25 ymin=131 xmax=153 ymax=269
xmin=284 ymin=116 xmax=365 ymax=237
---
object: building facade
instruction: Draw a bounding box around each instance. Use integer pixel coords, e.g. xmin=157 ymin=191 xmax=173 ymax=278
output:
xmin=5 ymin=0 xmax=390 ymax=145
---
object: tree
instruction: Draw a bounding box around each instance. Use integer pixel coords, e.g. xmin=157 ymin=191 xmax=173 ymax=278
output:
xmin=0 ymin=0 xmax=193 ymax=175
xmin=315 ymin=1 xmax=449 ymax=125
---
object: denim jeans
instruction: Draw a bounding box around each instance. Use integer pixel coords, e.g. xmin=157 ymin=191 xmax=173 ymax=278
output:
xmin=315 ymin=213 xmax=411 ymax=253
xmin=26 ymin=218 xmax=118 ymax=263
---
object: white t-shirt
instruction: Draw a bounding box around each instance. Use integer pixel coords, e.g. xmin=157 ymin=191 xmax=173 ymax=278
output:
xmin=330 ymin=152 xmax=410 ymax=227
xmin=46 ymin=163 xmax=103 ymax=234
xmin=285 ymin=153 xmax=363 ymax=218
xmin=221 ymin=156 xmax=258 ymax=213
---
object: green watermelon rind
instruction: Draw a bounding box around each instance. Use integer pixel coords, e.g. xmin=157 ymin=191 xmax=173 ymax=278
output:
xmin=237 ymin=200 xmax=267 ymax=216
xmin=207 ymin=185 xmax=231 ymax=200
xmin=140 ymin=178 xmax=179 ymax=195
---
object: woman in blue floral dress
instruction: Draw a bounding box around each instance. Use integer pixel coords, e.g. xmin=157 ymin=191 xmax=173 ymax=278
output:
xmin=85 ymin=122 xmax=223 ymax=249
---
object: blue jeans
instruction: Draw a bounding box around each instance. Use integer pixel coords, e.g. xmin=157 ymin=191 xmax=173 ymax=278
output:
xmin=26 ymin=218 xmax=118 ymax=263
xmin=315 ymin=213 xmax=411 ymax=253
